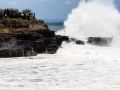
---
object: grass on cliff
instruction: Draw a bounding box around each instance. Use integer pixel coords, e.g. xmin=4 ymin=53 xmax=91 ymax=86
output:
xmin=1 ymin=17 xmax=26 ymax=26
xmin=0 ymin=27 xmax=3 ymax=32
xmin=1 ymin=17 xmax=44 ymax=26
xmin=29 ymin=19 xmax=44 ymax=27
xmin=0 ymin=23 xmax=4 ymax=32
xmin=0 ymin=17 xmax=45 ymax=31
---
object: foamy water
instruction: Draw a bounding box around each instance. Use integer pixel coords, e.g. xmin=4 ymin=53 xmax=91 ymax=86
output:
xmin=57 ymin=0 xmax=120 ymax=47
xmin=1 ymin=0 xmax=120 ymax=90
xmin=0 ymin=43 xmax=120 ymax=90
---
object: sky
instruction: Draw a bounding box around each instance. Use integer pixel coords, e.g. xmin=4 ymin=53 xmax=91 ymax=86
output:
xmin=0 ymin=0 xmax=120 ymax=20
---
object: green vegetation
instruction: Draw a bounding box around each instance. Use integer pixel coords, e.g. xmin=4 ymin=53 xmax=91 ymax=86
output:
xmin=0 ymin=22 xmax=4 ymax=32
xmin=0 ymin=8 xmax=45 ymax=32
xmin=22 ymin=9 xmax=33 ymax=14
xmin=0 ymin=9 xmax=4 ymax=14
xmin=0 ymin=17 xmax=44 ymax=28
xmin=29 ymin=19 xmax=44 ymax=25
xmin=1 ymin=17 xmax=23 ymax=25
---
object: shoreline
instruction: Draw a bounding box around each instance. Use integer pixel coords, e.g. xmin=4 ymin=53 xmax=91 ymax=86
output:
xmin=0 ymin=24 xmax=69 ymax=58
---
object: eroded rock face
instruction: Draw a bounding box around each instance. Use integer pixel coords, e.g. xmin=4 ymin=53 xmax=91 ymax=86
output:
xmin=0 ymin=29 xmax=69 ymax=58
xmin=56 ymin=35 xmax=69 ymax=45
xmin=0 ymin=27 xmax=114 ymax=58
xmin=33 ymin=40 xmax=45 ymax=53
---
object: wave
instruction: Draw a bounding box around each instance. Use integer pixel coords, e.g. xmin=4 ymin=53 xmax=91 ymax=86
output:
xmin=57 ymin=0 xmax=120 ymax=47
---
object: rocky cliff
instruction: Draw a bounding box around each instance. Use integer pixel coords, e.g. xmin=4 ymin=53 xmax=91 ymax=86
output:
xmin=0 ymin=27 xmax=69 ymax=58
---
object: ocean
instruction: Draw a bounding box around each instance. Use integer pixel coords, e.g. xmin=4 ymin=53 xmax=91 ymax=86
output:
xmin=45 ymin=20 xmax=64 ymax=32
xmin=1 ymin=0 xmax=120 ymax=90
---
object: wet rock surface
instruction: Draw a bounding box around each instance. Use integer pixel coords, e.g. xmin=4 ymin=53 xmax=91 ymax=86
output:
xmin=87 ymin=37 xmax=113 ymax=46
xmin=0 ymin=28 xmax=113 ymax=58
xmin=69 ymin=38 xmax=85 ymax=45
xmin=0 ymin=29 xmax=69 ymax=58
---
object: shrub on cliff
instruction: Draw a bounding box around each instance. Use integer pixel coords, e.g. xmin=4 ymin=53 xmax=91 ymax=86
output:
xmin=22 ymin=9 xmax=32 ymax=14
xmin=0 ymin=23 xmax=4 ymax=32
xmin=0 ymin=8 xmax=45 ymax=31
xmin=1 ymin=17 xmax=9 ymax=26
xmin=0 ymin=9 xmax=4 ymax=15
xmin=0 ymin=17 xmax=44 ymax=29
xmin=0 ymin=17 xmax=29 ymax=28
xmin=38 ymin=19 xmax=44 ymax=25
xmin=9 ymin=18 xmax=23 ymax=24
xmin=29 ymin=19 xmax=44 ymax=25
xmin=29 ymin=19 xmax=45 ymax=28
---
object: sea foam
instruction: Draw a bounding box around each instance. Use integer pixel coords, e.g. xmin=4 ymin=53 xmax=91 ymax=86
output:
xmin=57 ymin=0 xmax=120 ymax=47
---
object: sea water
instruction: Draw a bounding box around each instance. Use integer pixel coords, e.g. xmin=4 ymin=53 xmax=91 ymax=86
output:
xmin=45 ymin=20 xmax=64 ymax=32
xmin=1 ymin=0 xmax=120 ymax=90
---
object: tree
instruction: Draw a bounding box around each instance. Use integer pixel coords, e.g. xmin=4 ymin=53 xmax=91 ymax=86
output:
xmin=0 ymin=9 xmax=4 ymax=15
xmin=22 ymin=9 xmax=32 ymax=14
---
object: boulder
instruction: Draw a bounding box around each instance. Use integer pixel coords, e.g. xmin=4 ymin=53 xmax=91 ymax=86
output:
xmin=56 ymin=35 xmax=69 ymax=45
xmin=69 ymin=38 xmax=85 ymax=45
xmin=87 ymin=37 xmax=113 ymax=46
xmin=76 ymin=40 xmax=85 ymax=45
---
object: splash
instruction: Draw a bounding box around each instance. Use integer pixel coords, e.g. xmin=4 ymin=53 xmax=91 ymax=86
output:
xmin=57 ymin=0 xmax=120 ymax=46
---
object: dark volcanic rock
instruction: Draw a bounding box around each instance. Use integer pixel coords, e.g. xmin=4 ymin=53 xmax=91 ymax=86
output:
xmin=23 ymin=46 xmax=37 ymax=56
xmin=45 ymin=44 xmax=58 ymax=54
xmin=0 ymin=28 xmax=69 ymax=58
xmin=43 ymin=24 xmax=49 ymax=29
xmin=76 ymin=40 xmax=85 ymax=45
xmin=42 ymin=38 xmax=52 ymax=45
xmin=56 ymin=35 xmax=69 ymax=45
xmin=87 ymin=37 xmax=113 ymax=46
xmin=0 ymin=49 xmax=11 ymax=58
xmin=69 ymin=38 xmax=85 ymax=45
xmin=31 ymin=30 xmax=55 ymax=37
xmin=33 ymin=40 xmax=45 ymax=53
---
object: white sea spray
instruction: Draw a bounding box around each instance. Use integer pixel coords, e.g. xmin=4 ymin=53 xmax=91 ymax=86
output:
xmin=57 ymin=0 xmax=120 ymax=47
xmin=1 ymin=0 xmax=120 ymax=90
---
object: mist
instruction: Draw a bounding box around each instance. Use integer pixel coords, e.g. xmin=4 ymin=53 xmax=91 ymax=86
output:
xmin=57 ymin=0 xmax=120 ymax=47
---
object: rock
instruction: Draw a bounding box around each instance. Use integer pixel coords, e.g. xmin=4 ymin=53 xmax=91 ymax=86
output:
xmin=0 ymin=28 xmax=70 ymax=57
xmin=56 ymin=35 xmax=69 ymax=45
xmin=43 ymin=24 xmax=49 ymax=29
xmin=33 ymin=30 xmax=55 ymax=37
xmin=42 ymin=38 xmax=51 ymax=45
xmin=45 ymin=44 xmax=58 ymax=54
xmin=0 ymin=29 xmax=114 ymax=58
xmin=87 ymin=37 xmax=113 ymax=46
xmin=33 ymin=40 xmax=45 ymax=53
xmin=14 ymin=49 xmax=23 ymax=57
xmin=0 ymin=48 xmax=23 ymax=58
xmin=69 ymin=38 xmax=85 ymax=45
xmin=76 ymin=40 xmax=85 ymax=45
xmin=46 ymin=44 xmax=58 ymax=48
xmin=23 ymin=47 xmax=37 ymax=56
xmin=46 ymin=48 xmax=58 ymax=54
xmin=0 ymin=49 xmax=11 ymax=58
